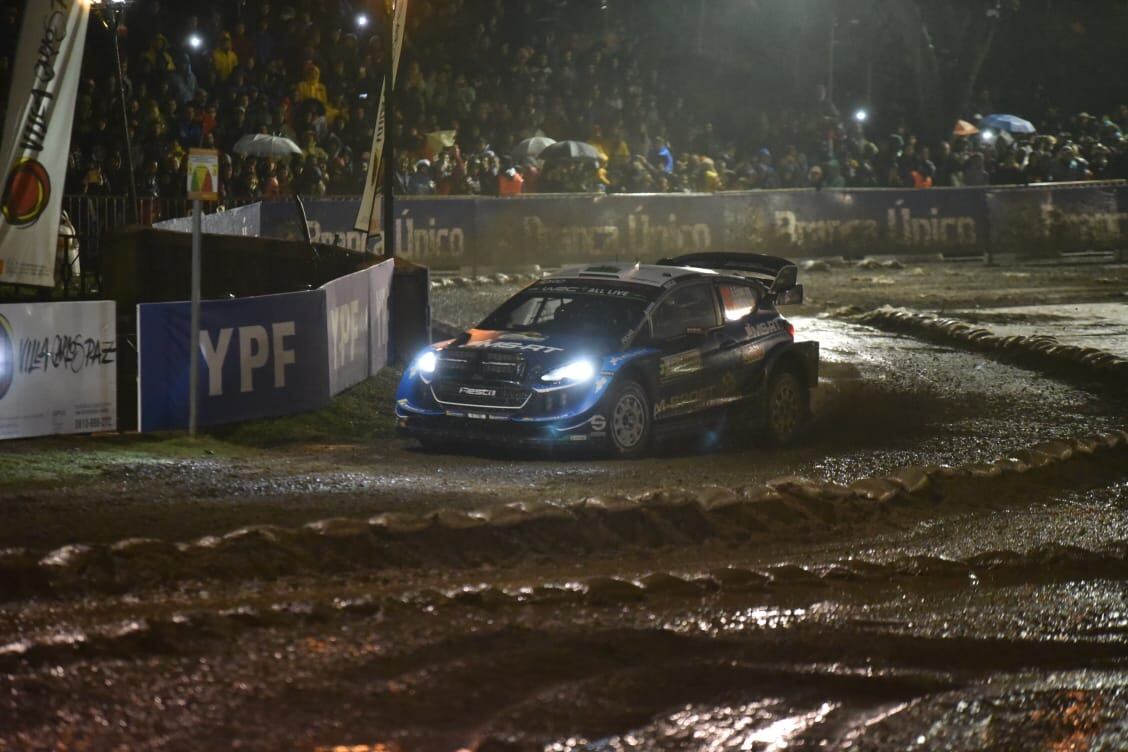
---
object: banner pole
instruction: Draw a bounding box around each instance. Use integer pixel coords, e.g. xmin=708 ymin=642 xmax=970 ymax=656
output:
xmin=189 ymin=199 xmax=202 ymax=436
xmin=383 ymin=0 xmax=396 ymax=258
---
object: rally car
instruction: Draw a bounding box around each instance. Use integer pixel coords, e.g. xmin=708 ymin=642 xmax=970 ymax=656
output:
xmin=395 ymin=253 xmax=819 ymax=457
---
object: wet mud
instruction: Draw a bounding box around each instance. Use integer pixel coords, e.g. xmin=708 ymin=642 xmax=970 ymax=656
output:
xmin=3 ymin=265 xmax=1128 ymax=750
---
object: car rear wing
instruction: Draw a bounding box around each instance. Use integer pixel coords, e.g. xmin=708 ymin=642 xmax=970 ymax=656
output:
xmin=657 ymin=252 xmax=804 ymax=305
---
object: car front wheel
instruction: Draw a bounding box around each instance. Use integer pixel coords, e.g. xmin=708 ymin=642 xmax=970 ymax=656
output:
xmin=606 ymin=379 xmax=652 ymax=459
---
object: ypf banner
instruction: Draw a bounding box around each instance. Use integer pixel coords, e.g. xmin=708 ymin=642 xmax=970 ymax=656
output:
xmin=138 ymin=291 xmax=330 ymax=432
xmin=0 ymin=0 xmax=90 ymax=288
xmin=322 ymin=259 xmax=394 ymax=395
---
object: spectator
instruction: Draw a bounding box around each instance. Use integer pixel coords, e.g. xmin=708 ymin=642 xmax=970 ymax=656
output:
xmin=1048 ymin=145 xmax=1087 ymax=182
xmin=169 ymin=54 xmax=197 ymax=105
xmin=296 ymin=63 xmax=329 ymax=107
xmin=407 ymin=159 xmax=436 ymax=195
xmin=963 ymin=153 xmax=990 ymax=186
xmin=212 ymin=32 xmax=239 ymax=83
xmin=498 ymin=158 xmax=524 ymax=196
xmin=9 ymin=0 xmax=1117 ymax=204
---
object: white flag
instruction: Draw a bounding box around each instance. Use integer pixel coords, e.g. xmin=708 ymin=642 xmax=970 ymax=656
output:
xmin=354 ymin=0 xmax=410 ymax=236
xmin=0 ymin=0 xmax=91 ymax=288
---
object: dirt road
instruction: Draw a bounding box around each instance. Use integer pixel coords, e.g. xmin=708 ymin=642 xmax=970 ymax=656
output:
xmin=1 ymin=260 xmax=1126 ymax=750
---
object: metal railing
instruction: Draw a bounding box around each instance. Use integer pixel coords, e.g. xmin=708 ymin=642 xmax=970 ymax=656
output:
xmin=51 ymin=195 xmax=255 ymax=298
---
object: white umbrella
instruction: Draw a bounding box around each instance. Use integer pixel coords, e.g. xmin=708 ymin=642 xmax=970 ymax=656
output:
xmin=512 ymin=136 xmax=556 ymax=163
xmin=539 ymin=139 xmax=601 ymax=163
xmin=233 ymin=134 xmax=304 ymax=158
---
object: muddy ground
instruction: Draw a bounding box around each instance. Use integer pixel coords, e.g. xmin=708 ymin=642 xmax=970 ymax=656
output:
xmin=1 ymin=259 xmax=1126 ymax=751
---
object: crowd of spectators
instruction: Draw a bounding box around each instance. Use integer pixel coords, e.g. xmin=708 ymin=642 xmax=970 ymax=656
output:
xmin=1 ymin=0 xmax=1127 ymax=203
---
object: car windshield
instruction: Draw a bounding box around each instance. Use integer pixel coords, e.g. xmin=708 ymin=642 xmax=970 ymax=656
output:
xmin=479 ymin=284 xmax=651 ymax=340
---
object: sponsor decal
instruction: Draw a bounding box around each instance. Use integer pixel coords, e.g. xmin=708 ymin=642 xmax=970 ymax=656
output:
xmin=656 ymin=385 xmax=716 ymax=415
xmin=0 ymin=314 xmax=13 ymax=399
xmin=497 ymin=331 xmax=547 ymax=342
xmin=590 ymin=415 xmax=607 ymax=432
xmin=463 ymin=340 xmax=564 ymax=354
xmin=458 ymin=386 xmax=497 ymax=398
xmin=1 ymin=158 xmax=50 ymax=227
xmin=17 ymin=329 xmax=116 ymax=376
xmin=741 ymin=343 xmax=766 ymax=364
xmin=535 ymin=282 xmax=650 ymax=301
xmin=745 ymin=320 xmax=784 ymax=339
xmin=659 ymin=348 xmax=703 ymax=379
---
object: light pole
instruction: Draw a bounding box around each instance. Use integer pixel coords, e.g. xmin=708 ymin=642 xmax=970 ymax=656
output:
xmin=90 ymin=0 xmax=139 ymax=226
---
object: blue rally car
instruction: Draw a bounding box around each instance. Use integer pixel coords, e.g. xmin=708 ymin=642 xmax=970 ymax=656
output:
xmin=395 ymin=253 xmax=819 ymax=457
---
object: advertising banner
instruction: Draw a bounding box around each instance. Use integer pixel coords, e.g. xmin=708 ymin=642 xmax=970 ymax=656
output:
xmin=475 ymin=193 xmax=721 ymax=267
xmin=377 ymin=199 xmax=476 ymax=266
xmin=187 ymin=149 xmax=220 ymax=201
xmin=138 ymin=291 xmax=330 ymax=432
xmin=355 ymin=0 xmax=410 ymax=234
xmin=987 ymin=184 xmax=1128 ymax=258
xmin=720 ymin=188 xmax=987 ymax=256
xmin=368 ymin=258 xmax=395 ymax=375
xmin=0 ymin=0 xmax=91 ymax=287
xmin=0 ymin=301 xmax=117 ymax=439
xmin=322 ymin=258 xmax=394 ymax=395
xmin=259 ymin=184 xmax=1123 ymax=269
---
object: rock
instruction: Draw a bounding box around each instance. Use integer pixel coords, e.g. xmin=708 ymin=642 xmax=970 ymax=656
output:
xmin=583 ymin=576 xmax=646 ymax=605
xmin=848 ymin=477 xmax=903 ymax=502
xmin=802 ymin=259 xmax=832 ymax=272
xmin=887 ymin=466 xmax=931 ymax=494
xmin=709 ymin=567 xmax=769 ymax=591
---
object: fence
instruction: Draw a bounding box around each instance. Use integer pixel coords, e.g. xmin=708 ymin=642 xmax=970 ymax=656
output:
xmin=51 ymin=182 xmax=1128 ymax=294
xmin=45 ymin=196 xmax=256 ymax=298
xmin=258 ymin=183 xmax=1128 ymax=270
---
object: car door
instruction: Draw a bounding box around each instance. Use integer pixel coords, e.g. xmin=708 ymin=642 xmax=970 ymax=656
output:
xmin=709 ymin=281 xmax=766 ymax=406
xmin=649 ymin=282 xmax=721 ymax=419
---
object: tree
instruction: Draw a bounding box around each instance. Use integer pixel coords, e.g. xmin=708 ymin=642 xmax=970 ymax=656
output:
xmin=878 ymin=0 xmax=1018 ymax=144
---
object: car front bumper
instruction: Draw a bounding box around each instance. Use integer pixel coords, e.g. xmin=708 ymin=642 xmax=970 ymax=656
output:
xmin=394 ymin=406 xmax=610 ymax=448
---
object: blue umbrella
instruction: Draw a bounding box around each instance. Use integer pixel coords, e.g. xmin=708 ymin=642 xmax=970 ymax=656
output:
xmin=979 ymin=114 xmax=1036 ymax=135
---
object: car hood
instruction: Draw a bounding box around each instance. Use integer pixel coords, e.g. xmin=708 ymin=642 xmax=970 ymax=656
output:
xmin=438 ymin=329 xmax=617 ymax=379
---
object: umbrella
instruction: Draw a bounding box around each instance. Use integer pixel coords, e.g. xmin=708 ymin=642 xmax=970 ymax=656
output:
xmin=512 ymin=136 xmax=556 ymax=163
xmin=953 ymin=120 xmax=979 ymax=137
xmin=232 ymin=134 xmax=304 ymax=158
xmin=978 ymin=114 xmax=1036 ymax=135
xmin=539 ymin=139 xmax=602 ymax=163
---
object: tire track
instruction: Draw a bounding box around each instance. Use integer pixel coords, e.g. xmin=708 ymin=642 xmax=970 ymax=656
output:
xmin=1 ymin=431 xmax=1124 ymax=601
xmin=852 ymin=306 xmax=1128 ymax=385
xmin=3 ymin=536 xmax=1126 ymax=671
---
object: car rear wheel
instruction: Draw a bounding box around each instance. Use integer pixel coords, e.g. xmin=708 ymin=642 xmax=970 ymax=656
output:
xmin=763 ymin=369 xmax=809 ymax=446
xmin=606 ymin=379 xmax=652 ymax=459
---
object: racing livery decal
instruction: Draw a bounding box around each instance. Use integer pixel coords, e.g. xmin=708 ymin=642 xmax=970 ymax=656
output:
xmin=659 ymin=348 xmax=704 ymax=379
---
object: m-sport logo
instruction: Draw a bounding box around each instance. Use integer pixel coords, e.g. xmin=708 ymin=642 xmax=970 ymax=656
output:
xmin=0 ymin=314 xmax=14 ymax=400
xmin=458 ymin=386 xmax=497 ymax=397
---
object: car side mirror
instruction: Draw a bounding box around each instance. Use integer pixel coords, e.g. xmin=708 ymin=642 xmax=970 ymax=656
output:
xmin=769 ymin=265 xmax=798 ymax=296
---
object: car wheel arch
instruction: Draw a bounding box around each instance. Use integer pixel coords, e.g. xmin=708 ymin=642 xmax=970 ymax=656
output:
xmin=765 ymin=345 xmax=814 ymax=389
xmin=614 ymin=362 xmax=657 ymax=410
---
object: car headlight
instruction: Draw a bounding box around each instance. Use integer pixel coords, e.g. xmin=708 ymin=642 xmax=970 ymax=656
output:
xmin=541 ymin=358 xmax=596 ymax=384
xmin=416 ymin=350 xmax=437 ymax=376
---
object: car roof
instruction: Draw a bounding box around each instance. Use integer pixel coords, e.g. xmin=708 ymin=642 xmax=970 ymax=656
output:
xmin=544 ymin=262 xmax=725 ymax=288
